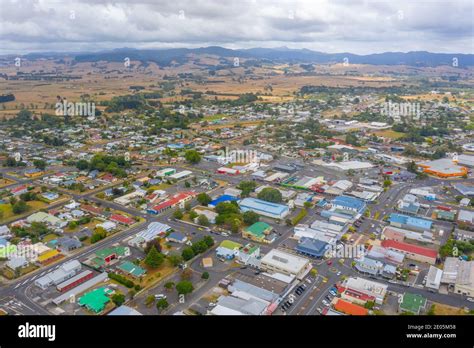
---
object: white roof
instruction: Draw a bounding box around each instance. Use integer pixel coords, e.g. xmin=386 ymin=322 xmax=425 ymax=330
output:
xmin=261 ymin=249 xmax=309 ymax=275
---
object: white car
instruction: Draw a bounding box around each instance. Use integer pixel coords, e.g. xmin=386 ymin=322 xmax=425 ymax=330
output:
xmin=155 ymin=294 xmax=167 ymax=300
xmin=466 ymin=297 xmax=474 ymax=302
xmin=208 ymin=302 xmax=217 ymax=307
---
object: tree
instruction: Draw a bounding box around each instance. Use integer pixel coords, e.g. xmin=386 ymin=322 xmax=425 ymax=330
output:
xmin=156 ymin=298 xmax=169 ymax=311
xmin=90 ymin=227 xmax=107 ymax=243
xmin=243 ymin=211 xmax=259 ymax=225
xmin=201 ymin=271 xmax=209 ymax=280
xmin=144 ymin=246 xmax=164 ymax=268
xmin=181 ymin=247 xmax=195 ymax=261
xmin=197 ymin=214 xmax=209 ymax=226
xmin=111 ymin=293 xmax=125 ymax=306
xmin=145 ymin=295 xmax=155 ymax=307
xmin=203 ymin=235 xmax=214 ymax=247
xmin=167 ymin=254 xmax=183 ymax=267
xmin=12 ymin=200 xmax=28 ymax=214
xmin=181 ymin=268 xmax=193 ymax=280
xmin=257 ymin=187 xmax=282 ymax=203
xmin=184 ymin=201 xmax=191 ymax=211
xmin=184 ymin=150 xmax=201 ymax=164
xmin=176 ymin=280 xmax=194 ymax=295
xmin=173 ymin=208 xmax=183 ymax=219
xmin=237 ymin=181 xmax=257 ymax=197
xmin=144 ymin=238 xmax=162 ymax=254
xmin=383 ymin=179 xmax=392 ymax=188
xmin=164 ymin=281 xmax=175 ymax=291
xmin=197 ymin=193 xmax=212 ymax=206
xmin=33 ymin=159 xmax=47 ymax=171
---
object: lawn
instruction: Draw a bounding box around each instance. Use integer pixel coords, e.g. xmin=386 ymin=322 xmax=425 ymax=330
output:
xmin=0 ymin=204 xmax=13 ymax=220
xmin=0 ymin=178 xmax=15 ymax=188
xmin=373 ymin=130 xmax=405 ymax=140
xmin=139 ymin=263 xmax=176 ymax=288
xmin=149 ymin=183 xmax=171 ymax=191
xmin=432 ymin=303 xmax=468 ymax=315
xmin=43 ymin=233 xmax=60 ymax=243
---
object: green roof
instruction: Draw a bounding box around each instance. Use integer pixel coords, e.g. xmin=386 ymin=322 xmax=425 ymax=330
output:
xmin=219 ymin=240 xmax=242 ymax=250
xmin=245 ymin=222 xmax=272 ymax=238
xmin=400 ymin=293 xmax=427 ymax=314
xmin=118 ymin=261 xmax=146 ymax=277
xmin=78 ymin=287 xmax=110 ymax=313
xmin=95 ymin=246 xmax=126 ymax=259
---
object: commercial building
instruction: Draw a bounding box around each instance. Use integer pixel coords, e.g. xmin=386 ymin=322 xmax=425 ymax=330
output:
xmin=367 ymin=245 xmax=405 ymax=265
xmin=382 ymin=226 xmax=435 ymax=245
xmin=295 ymin=237 xmax=328 ymax=259
xmin=331 ymin=195 xmax=366 ymax=214
xmin=242 ymin=222 xmax=275 ymax=244
xmin=169 ymin=170 xmax=192 ymax=180
xmin=208 ymin=194 xmax=239 ymax=208
xmin=388 ymin=213 xmax=432 ymax=232
xmin=56 ymin=270 xmax=94 ymax=292
xmin=458 ymin=210 xmax=474 ymax=225
xmin=37 ymin=249 xmax=63 ymax=265
xmin=260 ymin=249 xmax=311 ymax=280
xmin=239 ymin=198 xmax=289 ymax=220
xmin=216 ymin=240 xmax=242 ymax=260
xmin=117 ymin=261 xmax=146 ymax=278
xmin=441 ymin=257 xmax=474 ymax=296
xmin=108 ymin=305 xmax=142 ymax=316
xmin=155 ymin=168 xmax=176 ymax=177
xmin=334 ymin=298 xmax=368 ymax=316
xmin=148 ymin=192 xmax=195 ymax=214
xmin=216 ymin=167 xmax=240 ymax=175
xmin=339 ymin=277 xmax=388 ymax=305
xmin=78 ymin=287 xmax=111 ymax=313
xmin=53 ymin=272 xmax=108 ymax=305
xmin=128 ymin=222 xmax=171 ymax=248
xmin=35 ymin=260 xmax=82 ymax=290
xmin=418 ymin=158 xmax=468 ymax=178
xmin=381 ymin=239 xmax=437 ymax=264
xmin=425 ymin=265 xmax=443 ymax=291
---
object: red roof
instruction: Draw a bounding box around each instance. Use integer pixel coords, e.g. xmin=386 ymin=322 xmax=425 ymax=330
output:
xmin=334 ymin=299 xmax=368 ymax=316
xmin=11 ymin=185 xmax=27 ymax=193
xmin=381 ymin=239 xmax=437 ymax=259
xmin=110 ymin=214 xmax=134 ymax=225
xmin=81 ymin=204 xmax=104 ymax=215
xmin=151 ymin=192 xmax=195 ymax=212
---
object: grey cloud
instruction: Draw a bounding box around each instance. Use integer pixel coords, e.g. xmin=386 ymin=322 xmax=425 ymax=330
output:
xmin=0 ymin=0 xmax=472 ymax=54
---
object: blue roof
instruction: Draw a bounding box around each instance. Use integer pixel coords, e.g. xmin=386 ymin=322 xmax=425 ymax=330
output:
xmin=389 ymin=213 xmax=432 ymax=230
xmin=296 ymin=237 xmax=328 ymax=257
xmin=210 ymin=194 xmax=239 ymax=207
xmin=239 ymin=197 xmax=289 ymax=216
xmin=332 ymin=196 xmax=366 ymax=212
xmin=168 ymin=231 xmax=186 ymax=241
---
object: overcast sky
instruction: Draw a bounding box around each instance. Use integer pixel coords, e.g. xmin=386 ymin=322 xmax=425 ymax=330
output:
xmin=0 ymin=0 xmax=473 ymax=55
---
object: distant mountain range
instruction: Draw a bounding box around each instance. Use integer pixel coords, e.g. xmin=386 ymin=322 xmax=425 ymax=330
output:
xmin=22 ymin=46 xmax=474 ymax=67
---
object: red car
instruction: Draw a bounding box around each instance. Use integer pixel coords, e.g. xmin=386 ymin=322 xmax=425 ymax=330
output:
xmin=326 ymin=260 xmax=333 ymax=266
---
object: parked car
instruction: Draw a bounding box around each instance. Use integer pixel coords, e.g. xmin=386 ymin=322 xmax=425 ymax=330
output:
xmin=155 ymin=294 xmax=167 ymax=300
xmin=466 ymin=297 xmax=474 ymax=302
